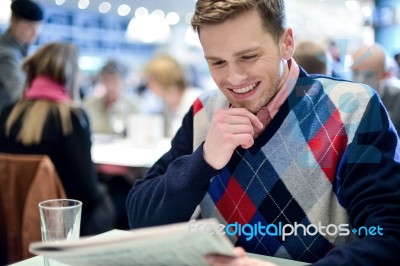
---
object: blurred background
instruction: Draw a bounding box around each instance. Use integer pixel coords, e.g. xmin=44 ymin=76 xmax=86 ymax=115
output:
xmin=0 ymin=0 xmax=398 ymax=92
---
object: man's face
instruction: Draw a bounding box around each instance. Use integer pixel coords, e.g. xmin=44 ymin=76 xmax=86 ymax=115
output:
xmin=13 ymin=18 xmax=41 ymax=45
xmin=351 ymin=46 xmax=387 ymax=92
xmin=101 ymin=72 xmax=125 ymax=104
xmin=199 ymin=9 xmax=294 ymax=114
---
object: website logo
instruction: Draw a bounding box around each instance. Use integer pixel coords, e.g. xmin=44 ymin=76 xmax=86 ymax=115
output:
xmin=188 ymin=220 xmax=383 ymax=241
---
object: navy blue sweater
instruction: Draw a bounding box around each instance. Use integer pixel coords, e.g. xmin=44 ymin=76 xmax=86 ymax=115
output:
xmin=127 ymin=72 xmax=400 ymax=265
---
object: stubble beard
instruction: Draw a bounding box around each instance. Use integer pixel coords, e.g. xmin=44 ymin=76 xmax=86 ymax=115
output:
xmin=230 ymin=86 xmax=279 ymax=114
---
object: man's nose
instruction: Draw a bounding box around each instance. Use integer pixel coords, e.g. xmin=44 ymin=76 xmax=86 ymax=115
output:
xmin=226 ymin=64 xmax=247 ymax=85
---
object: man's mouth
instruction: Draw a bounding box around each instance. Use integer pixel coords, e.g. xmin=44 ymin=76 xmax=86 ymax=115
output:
xmin=231 ymin=82 xmax=259 ymax=94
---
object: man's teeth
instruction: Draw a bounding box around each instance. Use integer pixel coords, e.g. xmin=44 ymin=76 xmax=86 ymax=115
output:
xmin=232 ymin=83 xmax=257 ymax=94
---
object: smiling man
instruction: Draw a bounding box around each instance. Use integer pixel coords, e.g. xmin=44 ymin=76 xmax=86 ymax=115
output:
xmin=126 ymin=0 xmax=400 ymax=265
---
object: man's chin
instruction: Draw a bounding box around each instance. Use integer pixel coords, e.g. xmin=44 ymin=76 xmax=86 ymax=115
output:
xmin=230 ymin=103 xmax=258 ymax=114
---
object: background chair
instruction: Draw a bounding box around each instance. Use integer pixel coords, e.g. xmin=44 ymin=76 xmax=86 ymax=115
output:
xmin=0 ymin=153 xmax=66 ymax=265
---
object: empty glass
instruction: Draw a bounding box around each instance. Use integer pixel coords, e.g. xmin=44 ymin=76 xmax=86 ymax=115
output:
xmin=39 ymin=199 xmax=82 ymax=265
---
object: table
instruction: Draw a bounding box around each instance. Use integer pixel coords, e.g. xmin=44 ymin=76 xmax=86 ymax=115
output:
xmin=91 ymin=135 xmax=171 ymax=168
xmin=91 ymin=135 xmax=171 ymax=182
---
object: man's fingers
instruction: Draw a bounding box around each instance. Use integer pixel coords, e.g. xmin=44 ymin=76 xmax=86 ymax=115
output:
xmin=233 ymin=247 xmax=246 ymax=257
xmin=226 ymin=108 xmax=264 ymax=129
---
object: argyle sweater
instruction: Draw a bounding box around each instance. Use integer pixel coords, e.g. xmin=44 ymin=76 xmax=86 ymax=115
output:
xmin=127 ymin=70 xmax=400 ymax=265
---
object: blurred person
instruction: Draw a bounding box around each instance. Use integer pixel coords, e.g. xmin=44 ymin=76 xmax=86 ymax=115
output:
xmin=327 ymin=39 xmax=350 ymax=79
xmin=143 ymin=54 xmax=202 ymax=137
xmin=126 ymin=0 xmax=400 ymax=265
xmin=83 ymin=59 xmax=139 ymax=229
xmin=0 ymin=0 xmax=43 ymax=111
xmin=351 ymin=43 xmax=387 ymax=92
xmin=394 ymin=53 xmax=400 ymax=78
xmin=293 ymin=40 xmax=332 ymax=75
xmin=0 ymin=42 xmax=117 ymax=236
xmin=352 ymin=43 xmax=400 ymax=132
xmin=83 ymin=59 xmax=138 ymax=136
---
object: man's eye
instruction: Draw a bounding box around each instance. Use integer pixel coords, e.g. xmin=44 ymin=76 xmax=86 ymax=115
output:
xmin=212 ymin=61 xmax=225 ymax=67
xmin=242 ymin=55 xmax=257 ymax=60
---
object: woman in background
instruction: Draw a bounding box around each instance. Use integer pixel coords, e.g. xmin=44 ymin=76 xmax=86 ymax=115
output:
xmin=0 ymin=42 xmax=116 ymax=236
xmin=143 ymin=54 xmax=202 ymax=137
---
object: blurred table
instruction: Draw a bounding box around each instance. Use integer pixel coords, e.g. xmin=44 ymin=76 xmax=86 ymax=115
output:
xmin=91 ymin=134 xmax=171 ymax=168
xmin=90 ymin=135 xmax=171 ymax=182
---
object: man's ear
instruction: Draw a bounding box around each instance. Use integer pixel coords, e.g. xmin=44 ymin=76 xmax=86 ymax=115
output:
xmin=280 ymin=28 xmax=295 ymax=60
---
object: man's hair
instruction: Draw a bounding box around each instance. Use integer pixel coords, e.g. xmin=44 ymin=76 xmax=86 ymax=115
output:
xmin=100 ymin=59 xmax=129 ymax=78
xmin=191 ymin=0 xmax=286 ymax=41
xmin=294 ymin=41 xmax=329 ymax=75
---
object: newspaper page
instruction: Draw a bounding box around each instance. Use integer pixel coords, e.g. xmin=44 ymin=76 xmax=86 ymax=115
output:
xmin=29 ymin=218 xmax=236 ymax=266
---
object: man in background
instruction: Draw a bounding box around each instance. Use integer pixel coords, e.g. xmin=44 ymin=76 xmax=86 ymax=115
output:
xmin=293 ymin=40 xmax=332 ymax=76
xmin=0 ymin=0 xmax=44 ymax=112
xmin=352 ymin=43 xmax=400 ymax=133
xmin=83 ymin=59 xmax=138 ymax=136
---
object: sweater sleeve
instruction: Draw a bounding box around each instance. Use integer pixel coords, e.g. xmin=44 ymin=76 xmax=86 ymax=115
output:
xmin=313 ymin=94 xmax=400 ymax=265
xmin=126 ymin=107 xmax=219 ymax=229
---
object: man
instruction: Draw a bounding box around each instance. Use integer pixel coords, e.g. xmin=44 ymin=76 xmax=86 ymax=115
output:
xmin=394 ymin=53 xmax=400 ymax=78
xmin=0 ymin=0 xmax=43 ymax=111
xmin=83 ymin=59 xmax=138 ymax=135
xmin=126 ymin=0 xmax=400 ymax=265
xmin=293 ymin=41 xmax=332 ymax=76
xmin=83 ymin=59 xmax=138 ymax=230
xmin=352 ymin=43 xmax=400 ymax=133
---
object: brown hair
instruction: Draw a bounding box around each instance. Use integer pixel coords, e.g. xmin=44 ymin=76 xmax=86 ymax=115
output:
xmin=294 ymin=41 xmax=329 ymax=75
xmin=5 ymin=42 xmax=81 ymax=145
xmin=143 ymin=54 xmax=187 ymax=93
xmin=22 ymin=42 xmax=79 ymax=98
xmin=191 ymin=0 xmax=286 ymax=41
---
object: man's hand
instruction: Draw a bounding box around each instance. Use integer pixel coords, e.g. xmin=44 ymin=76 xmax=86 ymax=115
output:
xmin=205 ymin=247 xmax=277 ymax=266
xmin=203 ymin=108 xmax=263 ymax=170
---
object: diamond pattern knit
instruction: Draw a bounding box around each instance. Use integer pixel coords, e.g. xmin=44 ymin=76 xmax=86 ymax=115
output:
xmin=193 ymin=76 xmax=370 ymax=263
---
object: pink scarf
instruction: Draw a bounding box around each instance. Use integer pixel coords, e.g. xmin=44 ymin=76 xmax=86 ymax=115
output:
xmin=24 ymin=76 xmax=70 ymax=102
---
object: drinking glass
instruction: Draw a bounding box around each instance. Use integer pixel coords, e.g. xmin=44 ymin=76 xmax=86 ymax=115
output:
xmin=39 ymin=199 xmax=82 ymax=266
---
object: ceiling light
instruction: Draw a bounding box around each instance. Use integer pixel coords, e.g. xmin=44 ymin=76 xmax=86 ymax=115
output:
xmin=151 ymin=10 xmax=165 ymax=19
xmin=135 ymin=7 xmax=148 ymax=18
xmin=78 ymin=0 xmax=90 ymax=10
xmin=166 ymin=12 xmax=180 ymax=25
xmin=118 ymin=4 xmax=131 ymax=16
xmin=55 ymin=0 xmax=65 ymax=5
xmin=99 ymin=2 xmax=111 ymax=13
xmin=362 ymin=6 xmax=372 ymax=17
xmin=345 ymin=0 xmax=360 ymax=12
xmin=126 ymin=14 xmax=170 ymax=43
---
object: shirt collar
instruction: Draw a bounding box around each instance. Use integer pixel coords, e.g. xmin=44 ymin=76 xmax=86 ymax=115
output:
xmin=254 ymin=58 xmax=300 ymax=137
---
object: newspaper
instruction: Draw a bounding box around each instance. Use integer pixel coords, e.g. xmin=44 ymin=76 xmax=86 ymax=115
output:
xmin=29 ymin=218 xmax=236 ymax=266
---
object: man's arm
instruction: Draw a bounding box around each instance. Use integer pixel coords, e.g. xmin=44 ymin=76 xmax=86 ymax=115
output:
xmin=126 ymin=107 xmax=219 ymax=229
xmin=314 ymin=94 xmax=400 ymax=265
